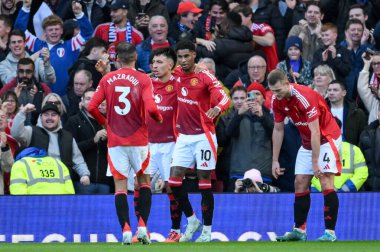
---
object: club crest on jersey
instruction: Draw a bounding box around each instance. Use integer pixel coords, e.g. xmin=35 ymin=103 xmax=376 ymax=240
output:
xmin=56 ymin=48 xmax=65 ymax=57
xmin=181 ymin=87 xmax=188 ymax=96
xmin=154 ymin=94 xmax=162 ymax=103
xmin=190 ymin=78 xmax=198 ymax=86
xmin=165 ymin=85 xmax=174 ymax=92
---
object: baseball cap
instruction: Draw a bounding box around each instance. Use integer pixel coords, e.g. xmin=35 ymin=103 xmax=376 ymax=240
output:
xmin=41 ymin=103 xmax=60 ymax=115
xmin=110 ymin=0 xmax=129 ymax=10
xmin=247 ymin=82 xmax=266 ymax=97
xmin=243 ymin=168 xmax=263 ymax=183
xmin=177 ymin=1 xmax=203 ymax=15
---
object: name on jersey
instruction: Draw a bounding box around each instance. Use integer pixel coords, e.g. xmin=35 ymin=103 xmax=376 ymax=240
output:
xmin=107 ymin=74 xmax=139 ymax=86
xmin=157 ymin=105 xmax=174 ymax=111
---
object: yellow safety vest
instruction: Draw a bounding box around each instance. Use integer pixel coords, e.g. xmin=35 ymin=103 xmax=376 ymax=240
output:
xmin=10 ymin=156 xmax=75 ymax=195
xmin=311 ymin=142 xmax=368 ymax=192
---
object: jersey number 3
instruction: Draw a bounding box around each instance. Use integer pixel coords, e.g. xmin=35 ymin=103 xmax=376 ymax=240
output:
xmin=114 ymin=86 xmax=131 ymax=115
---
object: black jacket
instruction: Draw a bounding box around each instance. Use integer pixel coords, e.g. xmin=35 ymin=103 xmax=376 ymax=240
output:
xmin=327 ymin=100 xmax=367 ymax=146
xmin=359 ymin=120 xmax=380 ymax=191
xmin=196 ymin=26 xmax=255 ymax=81
xmin=68 ymin=57 xmax=102 ymax=89
xmin=312 ymin=44 xmax=352 ymax=82
xmin=64 ymin=110 xmax=112 ymax=187
xmin=252 ymin=0 xmax=286 ymax=59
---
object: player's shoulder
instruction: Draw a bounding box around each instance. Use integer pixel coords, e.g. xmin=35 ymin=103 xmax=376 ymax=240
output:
xmin=199 ymin=69 xmax=217 ymax=81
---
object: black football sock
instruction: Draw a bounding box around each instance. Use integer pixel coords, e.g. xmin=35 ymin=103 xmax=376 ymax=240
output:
xmin=294 ymin=190 xmax=310 ymax=230
xmin=323 ymin=189 xmax=339 ymax=230
xmin=199 ymin=180 xmax=214 ymax=226
xmin=138 ymin=185 xmax=152 ymax=226
xmin=168 ymin=193 xmax=182 ymax=230
xmin=115 ymin=191 xmax=130 ymax=230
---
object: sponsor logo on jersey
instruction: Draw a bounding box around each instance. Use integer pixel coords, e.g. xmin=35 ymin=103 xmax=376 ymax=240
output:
xmin=190 ymin=78 xmax=198 ymax=86
xmin=181 ymin=87 xmax=188 ymax=96
xmin=306 ymin=107 xmax=317 ymax=118
xmin=56 ymin=48 xmax=65 ymax=58
xmin=157 ymin=105 xmax=174 ymax=111
xmin=324 ymin=164 xmax=330 ymax=170
xmin=294 ymin=121 xmax=308 ymax=126
xmin=178 ymin=97 xmax=198 ymax=105
xmin=154 ymin=94 xmax=162 ymax=103
xmin=165 ymin=85 xmax=173 ymax=92
xmin=200 ymin=162 xmax=208 ymax=167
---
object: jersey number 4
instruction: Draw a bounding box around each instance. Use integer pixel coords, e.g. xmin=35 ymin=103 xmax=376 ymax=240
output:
xmin=114 ymin=86 xmax=131 ymax=115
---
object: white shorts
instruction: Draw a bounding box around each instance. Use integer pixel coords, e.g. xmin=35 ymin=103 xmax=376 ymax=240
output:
xmin=149 ymin=142 xmax=175 ymax=181
xmin=171 ymin=133 xmax=217 ymax=170
xmin=295 ymin=136 xmax=342 ymax=175
xmin=107 ymin=146 xmax=150 ymax=179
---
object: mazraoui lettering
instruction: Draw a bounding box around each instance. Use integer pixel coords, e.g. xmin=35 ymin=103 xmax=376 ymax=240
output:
xmin=107 ymin=74 xmax=139 ymax=86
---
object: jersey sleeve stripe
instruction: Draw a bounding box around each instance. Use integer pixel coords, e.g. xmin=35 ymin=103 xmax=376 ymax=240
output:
xmin=293 ymin=89 xmax=310 ymax=108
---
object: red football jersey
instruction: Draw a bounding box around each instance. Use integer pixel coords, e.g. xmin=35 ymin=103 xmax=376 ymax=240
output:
xmin=147 ymin=76 xmax=178 ymax=143
xmin=272 ymin=84 xmax=341 ymax=150
xmin=88 ymin=67 xmax=162 ymax=147
xmin=251 ymin=23 xmax=279 ymax=72
xmin=174 ymin=68 xmax=230 ymax=135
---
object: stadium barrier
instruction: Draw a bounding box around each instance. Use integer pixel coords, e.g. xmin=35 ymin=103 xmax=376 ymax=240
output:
xmin=0 ymin=193 xmax=379 ymax=243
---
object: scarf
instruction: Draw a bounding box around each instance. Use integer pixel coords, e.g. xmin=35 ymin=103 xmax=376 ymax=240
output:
xmin=108 ymin=21 xmax=133 ymax=43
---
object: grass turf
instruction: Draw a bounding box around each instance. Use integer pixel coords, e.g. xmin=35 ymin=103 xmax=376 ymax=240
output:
xmin=0 ymin=241 xmax=379 ymax=252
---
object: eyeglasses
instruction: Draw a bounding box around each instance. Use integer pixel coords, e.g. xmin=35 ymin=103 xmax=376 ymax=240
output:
xmin=248 ymin=65 xmax=266 ymax=70
xmin=372 ymin=62 xmax=380 ymax=67
xmin=46 ymin=101 xmax=61 ymax=106
xmin=17 ymin=69 xmax=33 ymax=74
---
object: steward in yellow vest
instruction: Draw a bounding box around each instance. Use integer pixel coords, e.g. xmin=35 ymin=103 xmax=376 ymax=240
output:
xmin=10 ymin=147 xmax=74 ymax=195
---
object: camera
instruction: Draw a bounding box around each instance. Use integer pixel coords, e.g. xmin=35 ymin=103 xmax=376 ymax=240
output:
xmin=364 ymin=48 xmax=376 ymax=60
xmin=241 ymin=178 xmax=254 ymax=189
xmin=137 ymin=13 xmax=146 ymax=19
xmin=256 ymin=181 xmax=281 ymax=192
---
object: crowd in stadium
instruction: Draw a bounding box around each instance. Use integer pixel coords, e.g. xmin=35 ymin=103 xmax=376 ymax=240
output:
xmin=0 ymin=0 xmax=379 ymax=196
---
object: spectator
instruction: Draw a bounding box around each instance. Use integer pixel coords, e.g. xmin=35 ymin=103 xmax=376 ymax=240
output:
xmin=59 ymin=0 xmax=111 ymax=29
xmin=0 ymin=29 xmax=56 ymax=86
xmin=311 ymin=141 xmax=368 ymax=192
xmin=0 ymin=0 xmax=21 ymax=21
xmin=1 ymin=90 xmax=20 ymax=134
xmin=66 ymin=70 xmax=93 ymax=117
xmin=24 ymin=0 xmax=53 ymax=38
xmin=233 ymin=4 xmax=279 ymax=72
xmin=11 ymin=102 xmax=91 ymax=188
xmin=348 ymin=4 xmax=375 ymax=45
xmin=0 ymin=14 xmax=12 ymax=63
xmin=68 ymin=37 xmax=108 ymax=89
xmin=9 ymin=147 xmax=75 ymax=195
xmin=312 ymin=22 xmax=351 ymax=82
xmin=341 ymin=18 xmax=374 ymax=101
xmin=288 ymin=1 xmax=323 ymax=62
xmin=326 ymin=80 xmax=367 ymax=146
xmin=280 ymin=0 xmax=308 ymax=35
xmin=0 ymin=58 xmax=51 ymax=125
xmin=41 ymin=93 xmax=68 ymax=124
xmin=276 ymin=35 xmax=313 ymax=85
xmin=194 ymin=0 xmax=228 ymax=41
xmin=62 ymin=19 xmax=80 ymax=41
xmin=249 ymin=0 xmax=285 ymax=58
xmin=359 ymin=105 xmax=380 ymax=191
xmin=127 ymin=0 xmax=170 ymax=38
xmin=357 ymin=51 xmax=380 ymax=124
xmin=93 ymin=0 xmax=143 ymax=62
xmin=223 ymin=82 xmax=273 ymax=191
xmin=311 ymin=64 xmax=335 ymax=98
xmin=374 ymin=20 xmax=380 ymax=50
xmin=136 ymin=15 xmax=176 ymax=73
xmin=64 ymin=88 xmax=113 ymax=194
xmin=196 ymin=11 xmax=255 ymax=82
xmin=14 ymin=1 xmax=94 ymax=97
xmin=0 ymin=109 xmax=14 ymax=195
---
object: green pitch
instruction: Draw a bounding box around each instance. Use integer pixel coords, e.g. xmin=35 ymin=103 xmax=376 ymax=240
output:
xmin=1 ymin=241 xmax=379 ymax=252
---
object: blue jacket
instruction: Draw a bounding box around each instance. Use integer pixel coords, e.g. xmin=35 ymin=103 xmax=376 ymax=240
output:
xmin=340 ymin=41 xmax=373 ymax=100
xmin=15 ymin=9 xmax=93 ymax=96
xmin=136 ymin=37 xmax=176 ymax=73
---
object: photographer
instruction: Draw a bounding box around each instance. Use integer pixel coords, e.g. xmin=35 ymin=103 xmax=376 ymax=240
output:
xmin=0 ymin=58 xmax=51 ymax=125
xmin=234 ymin=169 xmax=280 ymax=193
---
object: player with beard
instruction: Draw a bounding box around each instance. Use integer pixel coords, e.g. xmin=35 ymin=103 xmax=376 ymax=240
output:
xmin=168 ymin=39 xmax=230 ymax=242
xmin=88 ymin=41 xmax=162 ymax=245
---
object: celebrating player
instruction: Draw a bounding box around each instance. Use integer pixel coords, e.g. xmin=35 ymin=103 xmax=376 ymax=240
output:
xmin=168 ymin=39 xmax=230 ymax=242
xmin=88 ymin=42 xmax=162 ymax=245
xmin=268 ymin=69 xmax=341 ymax=242
xmin=147 ymin=47 xmax=182 ymax=242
